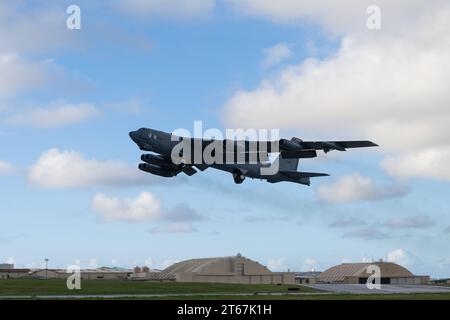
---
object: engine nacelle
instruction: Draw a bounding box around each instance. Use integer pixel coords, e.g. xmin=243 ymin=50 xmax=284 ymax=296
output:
xmin=141 ymin=154 xmax=178 ymax=170
xmin=141 ymin=153 xmax=164 ymax=164
xmin=138 ymin=163 xmax=177 ymax=177
xmin=279 ymin=139 xmax=303 ymax=152
xmin=232 ymin=169 xmax=245 ymax=184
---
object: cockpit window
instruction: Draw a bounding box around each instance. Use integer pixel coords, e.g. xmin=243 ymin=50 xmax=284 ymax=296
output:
xmin=148 ymin=132 xmax=152 ymax=138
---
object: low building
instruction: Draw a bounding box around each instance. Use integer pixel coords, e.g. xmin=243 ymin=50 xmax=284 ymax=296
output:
xmin=318 ymin=261 xmax=430 ymax=285
xmin=0 ymin=269 xmax=31 ymax=279
xmin=30 ymin=269 xmax=60 ymax=279
xmin=129 ymin=268 xmax=162 ymax=281
xmin=431 ymin=278 xmax=450 ymax=285
xmin=77 ymin=270 xmax=131 ymax=280
xmin=30 ymin=268 xmax=131 ymax=280
xmin=295 ymin=271 xmax=322 ymax=284
xmin=0 ymin=263 xmax=14 ymax=269
xmin=148 ymin=255 xmax=296 ymax=284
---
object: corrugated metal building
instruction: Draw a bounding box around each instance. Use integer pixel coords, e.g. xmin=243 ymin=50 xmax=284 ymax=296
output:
xmin=318 ymin=262 xmax=429 ymax=284
xmin=137 ymin=255 xmax=296 ymax=284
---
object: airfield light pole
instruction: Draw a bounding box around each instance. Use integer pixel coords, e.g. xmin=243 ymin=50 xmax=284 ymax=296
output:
xmin=45 ymin=258 xmax=49 ymax=280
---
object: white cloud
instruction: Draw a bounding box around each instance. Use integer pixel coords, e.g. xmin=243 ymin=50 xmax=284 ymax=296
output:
xmin=144 ymin=258 xmax=153 ymax=267
xmin=29 ymin=149 xmax=147 ymax=188
xmin=0 ymin=53 xmax=48 ymax=98
xmin=316 ymin=173 xmax=408 ymax=204
xmin=381 ymin=147 xmax=450 ymax=182
xmin=0 ymin=4 xmax=79 ymax=100
xmin=91 ymin=192 xmax=203 ymax=232
xmin=223 ymin=3 xmax=450 ymax=182
xmin=116 ymin=0 xmax=215 ymax=18
xmin=147 ymin=202 xmax=203 ymax=233
xmin=384 ymin=215 xmax=435 ymax=229
xmin=5 ymin=256 xmax=15 ymax=265
xmin=6 ymin=103 xmax=99 ymax=128
xmin=164 ymin=202 xmax=205 ymax=222
xmin=386 ymin=248 xmax=413 ymax=266
xmin=267 ymin=258 xmax=285 ymax=271
xmin=0 ymin=3 xmax=71 ymax=54
xmin=262 ymin=43 xmax=292 ymax=67
xmin=0 ymin=161 xmax=14 ymax=175
xmin=87 ymin=258 xmax=98 ymax=269
xmin=92 ymin=192 xmax=162 ymax=223
xmin=229 ymin=0 xmax=447 ymax=34
xmin=301 ymin=258 xmax=318 ymax=271
xmin=223 ymin=24 xmax=450 ymax=151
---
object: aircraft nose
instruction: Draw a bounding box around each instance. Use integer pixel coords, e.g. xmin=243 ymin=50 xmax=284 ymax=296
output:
xmin=129 ymin=130 xmax=139 ymax=142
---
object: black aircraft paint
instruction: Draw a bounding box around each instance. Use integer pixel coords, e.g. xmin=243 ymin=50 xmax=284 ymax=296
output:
xmin=129 ymin=127 xmax=378 ymax=186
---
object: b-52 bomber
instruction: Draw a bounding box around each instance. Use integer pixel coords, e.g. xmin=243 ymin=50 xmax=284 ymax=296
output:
xmin=129 ymin=127 xmax=378 ymax=186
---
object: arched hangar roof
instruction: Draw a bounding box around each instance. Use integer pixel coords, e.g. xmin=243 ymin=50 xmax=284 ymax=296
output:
xmin=318 ymin=262 xmax=414 ymax=283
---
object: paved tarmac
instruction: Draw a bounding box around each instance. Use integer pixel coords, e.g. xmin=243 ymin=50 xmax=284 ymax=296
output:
xmin=1 ymin=284 xmax=449 ymax=299
xmin=304 ymin=284 xmax=450 ymax=294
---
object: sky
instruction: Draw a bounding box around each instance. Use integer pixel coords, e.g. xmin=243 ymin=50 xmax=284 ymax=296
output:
xmin=1 ymin=0 xmax=449 ymax=277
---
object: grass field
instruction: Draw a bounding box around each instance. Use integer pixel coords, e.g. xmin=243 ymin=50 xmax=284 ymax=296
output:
xmin=1 ymin=279 xmax=450 ymax=299
xmin=0 ymin=279 xmax=318 ymax=296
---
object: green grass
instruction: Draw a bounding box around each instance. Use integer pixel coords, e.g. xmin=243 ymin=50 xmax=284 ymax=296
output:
xmin=0 ymin=279 xmax=318 ymax=296
xmin=1 ymin=279 xmax=450 ymax=300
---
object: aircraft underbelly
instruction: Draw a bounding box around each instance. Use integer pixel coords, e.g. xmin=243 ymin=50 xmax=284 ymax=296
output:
xmin=211 ymin=164 xmax=261 ymax=178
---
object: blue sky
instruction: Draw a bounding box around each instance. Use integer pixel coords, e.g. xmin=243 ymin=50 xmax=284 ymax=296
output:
xmin=1 ymin=1 xmax=449 ymax=277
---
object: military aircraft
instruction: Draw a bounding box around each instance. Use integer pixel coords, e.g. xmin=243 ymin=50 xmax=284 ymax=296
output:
xmin=129 ymin=127 xmax=378 ymax=186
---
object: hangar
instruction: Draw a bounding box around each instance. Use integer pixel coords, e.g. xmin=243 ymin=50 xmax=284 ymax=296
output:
xmin=134 ymin=255 xmax=296 ymax=284
xmin=318 ymin=261 xmax=429 ymax=285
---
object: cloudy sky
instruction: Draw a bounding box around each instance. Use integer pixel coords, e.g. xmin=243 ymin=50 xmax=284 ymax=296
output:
xmin=1 ymin=0 xmax=449 ymax=277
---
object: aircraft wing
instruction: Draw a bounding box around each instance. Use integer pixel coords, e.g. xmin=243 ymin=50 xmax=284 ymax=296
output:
xmin=297 ymin=140 xmax=378 ymax=152
xmin=180 ymin=137 xmax=377 ymax=161
xmin=280 ymin=138 xmax=378 ymax=155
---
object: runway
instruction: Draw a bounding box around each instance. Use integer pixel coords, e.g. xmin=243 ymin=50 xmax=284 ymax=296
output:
xmin=304 ymin=284 xmax=450 ymax=294
xmin=1 ymin=285 xmax=449 ymax=299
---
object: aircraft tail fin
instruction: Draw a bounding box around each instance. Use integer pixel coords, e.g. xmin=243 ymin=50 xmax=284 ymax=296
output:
xmin=280 ymin=171 xmax=329 ymax=179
